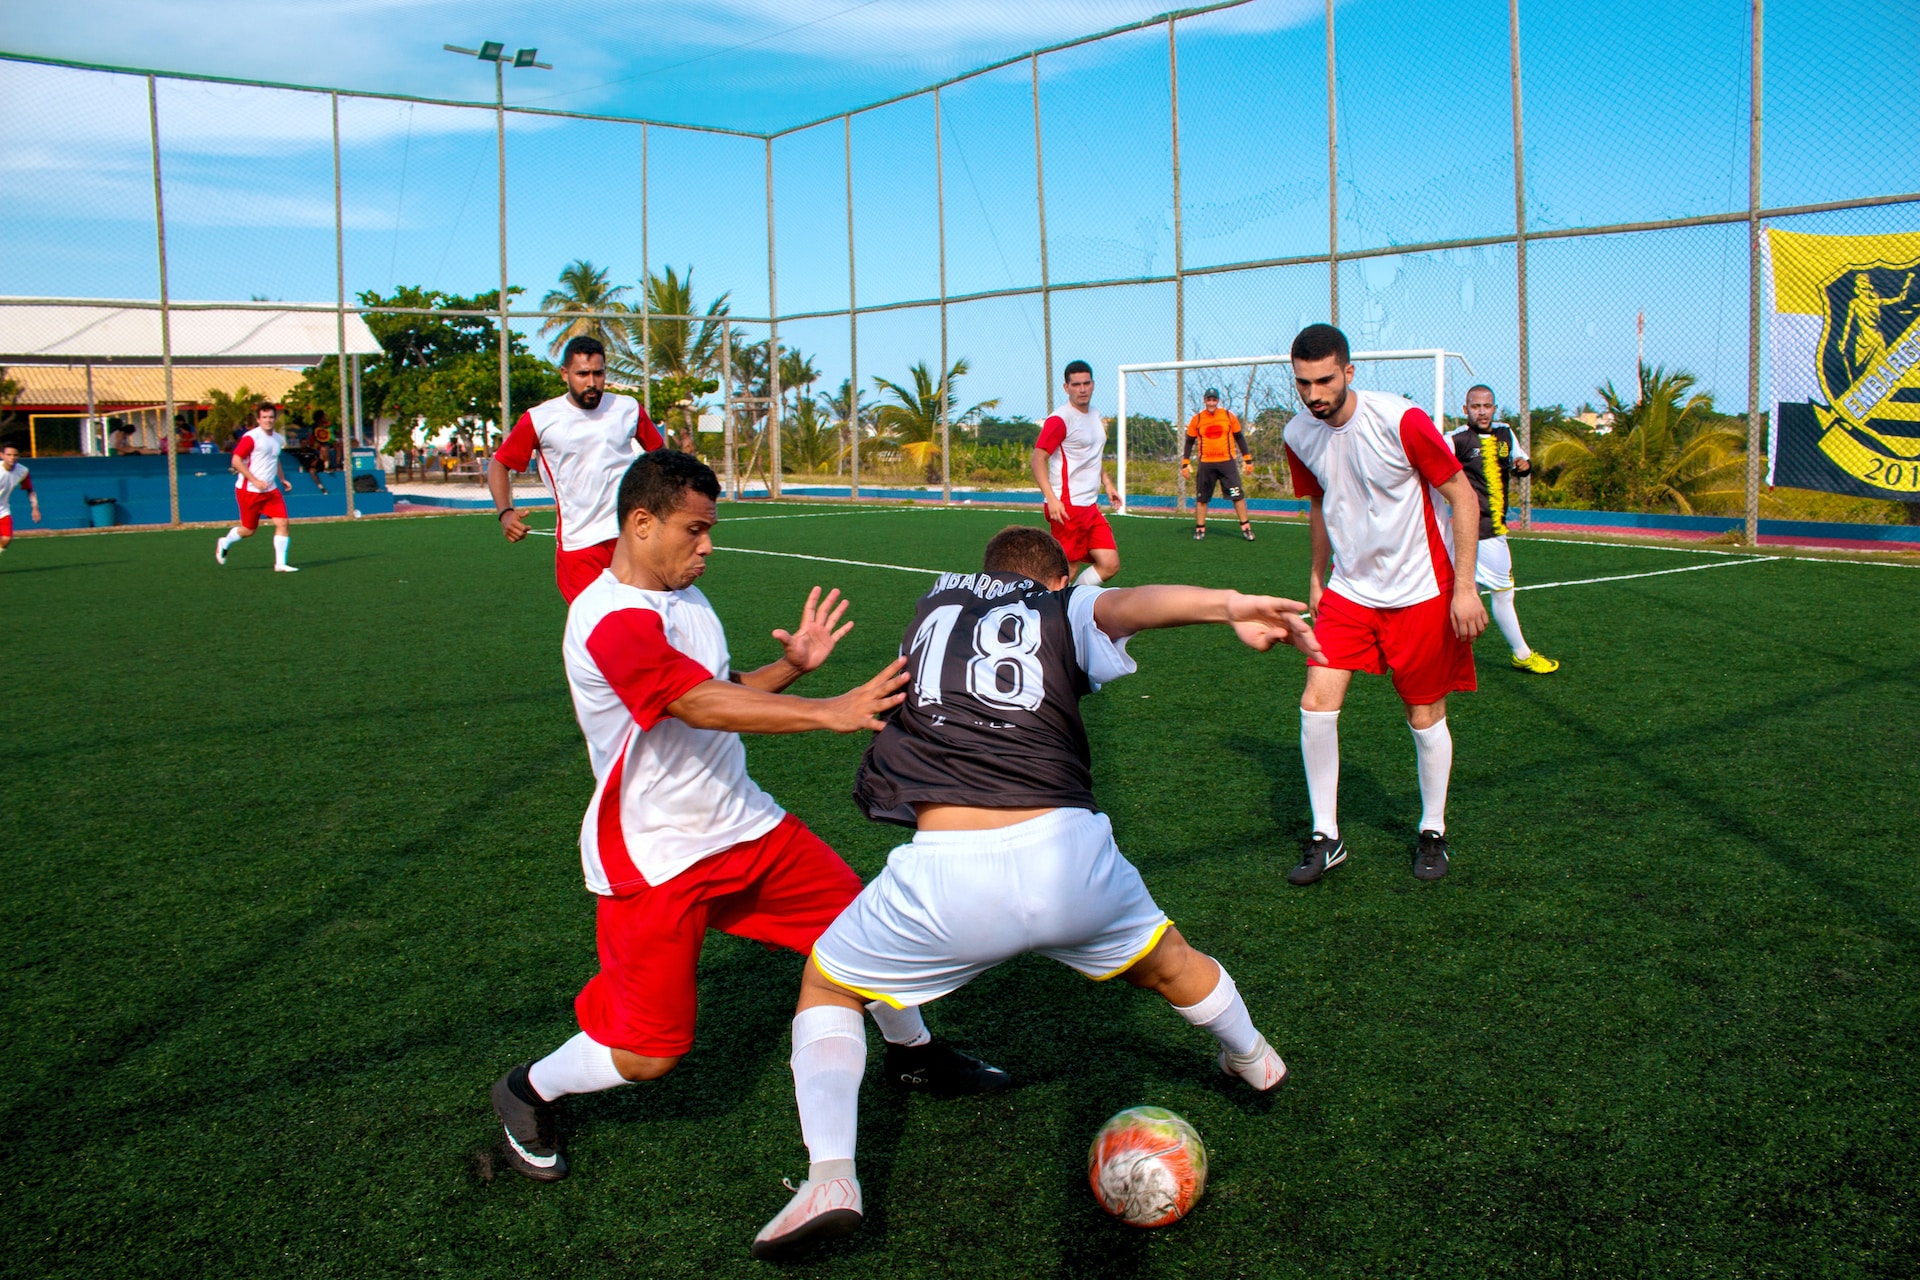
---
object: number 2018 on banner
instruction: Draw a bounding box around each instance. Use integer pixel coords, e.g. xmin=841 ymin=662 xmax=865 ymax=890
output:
xmin=908 ymin=603 xmax=1045 ymax=711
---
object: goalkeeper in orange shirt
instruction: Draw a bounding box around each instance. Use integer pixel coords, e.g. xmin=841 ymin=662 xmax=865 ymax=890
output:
xmin=1181 ymin=389 xmax=1255 ymax=541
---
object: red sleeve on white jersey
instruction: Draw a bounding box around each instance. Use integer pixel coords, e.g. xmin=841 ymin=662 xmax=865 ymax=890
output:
xmin=585 ymin=607 xmax=715 ymax=731
xmin=1285 ymin=444 xmax=1323 ymax=498
xmin=233 ymin=436 xmax=255 ymax=460
xmin=635 ymin=405 xmax=664 ymax=451
xmin=494 ymin=412 xmax=538 ymax=472
xmin=1398 ymin=407 xmax=1463 ymax=488
xmin=17 ymin=474 xmax=29 ymax=492
xmin=1036 ymin=415 xmax=1067 ymax=454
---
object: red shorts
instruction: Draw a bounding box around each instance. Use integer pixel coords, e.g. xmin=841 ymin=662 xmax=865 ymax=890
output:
xmin=1047 ymin=502 xmax=1116 ymax=564
xmin=1312 ymin=587 xmax=1476 ymax=706
xmin=0 ymin=515 xmax=11 ymax=539
xmin=574 ymin=813 xmax=863 ymax=1058
xmin=235 ymin=487 xmax=288 ymax=530
xmin=556 ymin=538 xmax=615 ymax=602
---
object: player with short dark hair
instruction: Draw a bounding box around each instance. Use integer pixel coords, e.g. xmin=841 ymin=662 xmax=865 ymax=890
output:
xmin=1450 ymin=385 xmax=1557 ymax=673
xmin=0 ymin=445 xmax=40 ymax=552
xmin=1182 ymin=387 xmax=1255 ymax=541
xmin=1282 ymin=323 xmax=1488 ymax=885
xmin=487 ymin=334 xmax=668 ymax=602
xmin=1031 ymin=359 xmax=1122 ymax=588
xmin=749 ymin=526 xmax=1322 ymax=1258
xmin=489 ymin=451 xmax=1005 ymax=1184
xmin=216 ymin=403 xmax=298 ymax=571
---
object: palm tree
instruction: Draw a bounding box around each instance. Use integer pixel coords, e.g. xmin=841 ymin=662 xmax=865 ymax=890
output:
xmin=617 ymin=265 xmax=730 ymax=449
xmin=783 ymin=396 xmax=841 ymax=474
xmin=780 ymin=347 xmax=820 ymax=413
xmin=1533 ymin=364 xmax=1748 ymax=515
xmin=872 ymin=359 xmax=999 ymax=483
xmin=538 ymin=260 xmax=631 ymax=360
xmin=822 ymin=377 xmax=869 ymax=477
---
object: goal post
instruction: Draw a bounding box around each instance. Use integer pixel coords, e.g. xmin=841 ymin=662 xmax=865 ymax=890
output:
xmin=1115 ymin=350 xmax=1476 ymax=513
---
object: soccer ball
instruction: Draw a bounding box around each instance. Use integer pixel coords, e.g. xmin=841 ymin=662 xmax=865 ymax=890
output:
xmin=1087 ymin=1106 xmax=1208 ymax=1227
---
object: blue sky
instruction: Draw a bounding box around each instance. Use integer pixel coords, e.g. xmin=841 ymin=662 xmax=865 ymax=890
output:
xmin=2 ymin=0 xmax=1914 ymax=423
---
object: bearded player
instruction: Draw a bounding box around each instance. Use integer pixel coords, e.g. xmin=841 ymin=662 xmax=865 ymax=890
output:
xmin=1281 ymin=324 xmax=1487 ymax=886
xmin=487 ymin=335 xmax=667 ymax=602
xmin=1450 ymin=385 xmax=1557 ymax=674
xmin=1181 ymin=388 xmax=1256 ymax=541
xmin=215 ymin=403 xmax=298 ymax=572
xmin=1031 ymin=359 xmax=1122 ymax=587
xmin=750 ymin=525 xmax=1320 ymax=1258
xmin=0 ymin=445 xmax=40 ymax=552
xmin=489 ymin=451 xmax=1007 ymax=1184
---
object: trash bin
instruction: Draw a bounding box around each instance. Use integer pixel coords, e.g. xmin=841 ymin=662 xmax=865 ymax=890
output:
xmin=84 ymin=497 xmax=118 ymax=528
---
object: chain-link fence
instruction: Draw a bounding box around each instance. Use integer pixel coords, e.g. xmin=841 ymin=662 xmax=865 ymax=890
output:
xmin=2 ymin=0 xmax=1915 ymax=528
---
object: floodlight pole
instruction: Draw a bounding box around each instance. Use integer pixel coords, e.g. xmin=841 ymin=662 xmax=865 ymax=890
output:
xmin=1745 ymin=0 xmax=1764 ymax=546
xmin=1032 ymin=54 xmax=1054 ymax=418
xmin=845 ymin=113 xmax=860 ymax=500
xmin=640 ymin=123 xmax=651 ymax=433
xmin=766 ymin=138 xmax=782 ymax=499
xmin=1325 ymin=0 xmax=1339 ymax=326
xmin=495 ymin=57 xmax=511 ymax=457
xmin=1509 ymin=0 xmax=1530 ymax=532
xmin=1170 ymin=17 xmax=1186 ymax=515
xmin=936 ymin=85 xmax=950 ymax=504
xmin=332 ymin=91 xmax=355 ymax=518
xmin=721 ymin=323 xmax=737 ymax=499
xmin=147 ymin=75 xmax=180 ymax=526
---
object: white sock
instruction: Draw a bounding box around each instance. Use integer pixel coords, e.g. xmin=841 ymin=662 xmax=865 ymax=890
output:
xmin=527 ymin=1031 xmax=630 ymax=1102
xmin=1490 ymin=590 xmax=1530 ymax=659
xmin=866 ymin=1000 xmax=929 ymax=1047
xmin=1075 ymin=564 xmax=1105 ymax=588
xmin=218 ymin=527 xmax=244 ymax=552
xmin=791 ymin=1005 xmax=865 ymax=1172
xmin=1300 ymin=709 xmax=1340 ymax=839
xmin=1410 ymin=718 xmax=1452 ymax=835
xmin=272 ymin=534 xmax=290 ymax=567
xmin=1173 ymin=967 xmax=1263 ymax=1059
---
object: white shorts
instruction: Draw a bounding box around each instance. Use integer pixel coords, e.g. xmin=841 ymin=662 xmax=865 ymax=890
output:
xmin=810 ymin=807 xmax=1170 ymax=1009
xmin=1475 ymin=534 xmax=1515 ymax=592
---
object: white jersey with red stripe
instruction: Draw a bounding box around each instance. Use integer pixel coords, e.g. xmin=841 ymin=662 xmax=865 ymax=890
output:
xmin=494 ymin=393 xmax=664 ymax=552
xmin=563 ymin=571 xmax=784 ymax=895
xmin=1036 ymin=402 xmax=1108 ymax=507
xmin=232 ymin=428 xmax=285 ymax=491
xmin=0 ymin=461 xmax=31 ymax=508
xmin=1283 ymin=389 xmax=1464 ymax=610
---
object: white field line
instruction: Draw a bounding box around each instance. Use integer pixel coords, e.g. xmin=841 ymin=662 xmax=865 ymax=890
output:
xmin=1513 ymin=555 xmax=1773 ymax=591
xmin=715 ymin=546 xmax=942 ymax=576
xmin=721 ymin=508 xmax=937 ymax=524
xmin=1523 ymin=535 xmax=1761 ymax=557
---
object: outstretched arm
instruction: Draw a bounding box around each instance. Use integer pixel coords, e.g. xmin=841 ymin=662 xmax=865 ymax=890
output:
xmin=669 ymin=658 xmax=908 ymax=734
xmin=1091 ymin=585 xmax=1322 ymax=659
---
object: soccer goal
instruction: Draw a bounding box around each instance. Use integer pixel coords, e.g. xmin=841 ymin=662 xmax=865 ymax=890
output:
xmin=1115 ymin=349 xmax=1476 ymax=512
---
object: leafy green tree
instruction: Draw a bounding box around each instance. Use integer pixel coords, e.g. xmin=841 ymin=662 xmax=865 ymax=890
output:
xmin=821 ymin=377 xmax=869 ymax=474
xmin=621 ymin=265 xmax=730 ymax=449
xmin=1533 ymin=364 xmax=1747 ymax=515
xmin=872 ymin=359 xmax=999 ymax=483
xmin=539 ymin=260 xmax=631 ymax=359
xmin=199 ymin=385 xmax=262 ymax=447
xmin=975 ymin=415 xmax=1039 ymax=448
xmin=783 ymin=397 xmax=840 ymax=473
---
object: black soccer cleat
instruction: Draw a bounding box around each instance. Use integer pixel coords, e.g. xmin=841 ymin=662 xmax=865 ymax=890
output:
xmin=883 ymin=1037 xmax=1013 ymax=1098
xmin=1240 ymin=522 xmax=1256 ymax=541
xmin=490 ymin=1063 xmax=569 ymax=1182
xmin=1193 ymin=525 xmax=1206 ymax=540
xmin=1413 ymin=830 xmax=1450 ymax=881
xmin=1286 ymin=833 xmax=1347 ymax=886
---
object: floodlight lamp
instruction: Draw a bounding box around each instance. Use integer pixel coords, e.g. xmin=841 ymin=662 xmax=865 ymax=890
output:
xmin=514 ymin=48 xmax=537 ymax=67
xmin=478 ymin=41 xmax=505 ymax=61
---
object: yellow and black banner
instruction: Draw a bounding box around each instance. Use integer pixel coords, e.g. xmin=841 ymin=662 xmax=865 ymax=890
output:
xmin=1766 ymin=227 xmax=1920 ymax=496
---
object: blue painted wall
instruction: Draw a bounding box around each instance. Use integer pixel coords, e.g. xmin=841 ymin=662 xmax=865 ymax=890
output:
xmin=4 ymin=455 xmax=393 ymax=530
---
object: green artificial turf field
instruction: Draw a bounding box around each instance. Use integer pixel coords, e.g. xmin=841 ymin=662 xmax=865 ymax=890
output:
xmin=4 ymin=504 xmax=1917 ymax=1278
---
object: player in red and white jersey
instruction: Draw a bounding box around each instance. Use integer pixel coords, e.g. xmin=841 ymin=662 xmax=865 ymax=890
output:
xmin=488 ymin=450 xmax=1008 ymax=1184
xmin=1280 ymin=324 xmax=1488 ymax=884
xmin=215 ymin=403 xmax=298 ymax=572
xmin=1031 ymin=359 xmax=1122 ymax=588
xmin=487 ymin=335 xmax=666 ymax=602
xmin=0 ymin=445 xmax=40 ymax=551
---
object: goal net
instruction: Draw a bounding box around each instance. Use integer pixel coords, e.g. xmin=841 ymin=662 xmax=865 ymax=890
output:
xmin=1115 ymin=350 xmax=1475 ymax=512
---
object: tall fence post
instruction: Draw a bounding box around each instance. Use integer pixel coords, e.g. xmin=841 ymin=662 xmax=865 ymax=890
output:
xmin=1032 ymin=53 xmax=1054 ymax=414
xmin=332 ymin=91 xmax=355 ymax=518
xmin=845 ymin=113 xmax=861 ymax=500
xmin=721 ymin=323 xmax=737 ymax=499
xmin=147 ymin=75 xmax=179 ymax=526
xmin=1325 ymin=0 xmax=1340 ymax=326
xmin=640 ymin=123 xmax=651 ymax=436
xmin=1170 ymin=17 xmax=1187 ymax=515
xmin=1509 ymin=0 xmax=1530 ymax=531
xmin=494 ymin=59 xmax=511 ymax=458
xmin=1745 ymin=0 xmax=1764 ymax=546
xmin=936 ymin=86 xmax=951 ymax=504
xmin=766 ymin=138 xmax=782 ymax=499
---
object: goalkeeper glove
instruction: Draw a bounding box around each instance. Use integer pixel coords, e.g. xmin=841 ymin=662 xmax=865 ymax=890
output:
xmin=1180 ymin=458 xmax=1192 ymax=475
xmin=1242 ymin=455 xmax=1254 ymax=466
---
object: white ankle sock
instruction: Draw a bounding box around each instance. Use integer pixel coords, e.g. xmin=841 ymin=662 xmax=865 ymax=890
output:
xmin=791 ymin=1005 xmax=866 ymax=1166
xmin=1300 ymin=709 xmax=1340 ymax=838
xmin=1490 ymin=590 xmax=1530 ymax=659
xmin=272 ymin=534 xmax=290 ymax=567
xmin=866 ymin=1000 xmax=929 ymax=1047
xmin=527 ymin=1031 xmax=629 ymax=1101
xmin=1075 ymin=564 xmax=1105 ymax=588
xmin=1410 ymin=718 xmax=1452 ymax=834
xmin=1173 ymin=967 xmax=1262 ymax=1059
xmin=219 ymin=527 xmax=244 ymax=551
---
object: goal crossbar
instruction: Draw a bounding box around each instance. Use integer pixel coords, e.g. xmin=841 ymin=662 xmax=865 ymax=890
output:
xmin=1115 ymin=349 xmax=1476 ymax=509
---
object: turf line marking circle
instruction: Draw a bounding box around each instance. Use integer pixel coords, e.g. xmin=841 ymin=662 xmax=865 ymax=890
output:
xmin=714 ymin=546 xmax=943 ymax=576
xmin=1514 ymin=555 xmax=1774 ymax=592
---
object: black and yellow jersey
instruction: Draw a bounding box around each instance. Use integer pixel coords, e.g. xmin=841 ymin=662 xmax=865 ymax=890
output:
xmin=1450 ymin=425 xmax=1527 ymax=539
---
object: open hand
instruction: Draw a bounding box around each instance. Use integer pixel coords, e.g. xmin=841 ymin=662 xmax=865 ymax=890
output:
xmin=1226 ymin=592 xmax=1325 ymax=662
xmin=822 ymin=657 xmax=909 ymax=732
xmin=773 ymin=586 xmax=853 ymax=675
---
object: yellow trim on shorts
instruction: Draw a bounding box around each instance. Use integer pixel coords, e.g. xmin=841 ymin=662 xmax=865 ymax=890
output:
xmin=1088 ymin=917 xmax=1173 ymax=982
xmin=810 ymin=951 xmax=904 ymax=1009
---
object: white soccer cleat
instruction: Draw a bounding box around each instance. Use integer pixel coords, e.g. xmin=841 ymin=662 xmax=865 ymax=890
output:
xmin=215 ymin=539 xmax=227 ymax=566
xmin=749 ymin=1173 xmax=863 ymax=1259
xmin=273 ymin=564 xmax=300 ymax=572
xmin=1220 ymin=1035 xmax=1288 ymax=1092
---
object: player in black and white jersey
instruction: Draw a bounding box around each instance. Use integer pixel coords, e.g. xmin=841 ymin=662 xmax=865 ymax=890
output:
xmin=750 ymin=526 xmax=1323 ymax=1258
